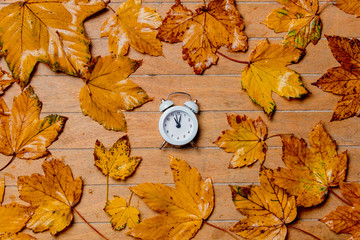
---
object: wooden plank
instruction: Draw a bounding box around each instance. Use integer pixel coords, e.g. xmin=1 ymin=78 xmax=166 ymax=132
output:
xmin=1 ymin=74 xmax=340 ymax=113
xmin=2 ymin=147 xmax=358 ymax=187
xmin=32 ymin=111 xmax=357 ymax=149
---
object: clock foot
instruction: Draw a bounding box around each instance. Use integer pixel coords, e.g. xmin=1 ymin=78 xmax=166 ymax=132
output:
xmin=159 ymin=141 xmax=167 ymax=150
xmin=190 ymin=141 xmax=198 ymax=149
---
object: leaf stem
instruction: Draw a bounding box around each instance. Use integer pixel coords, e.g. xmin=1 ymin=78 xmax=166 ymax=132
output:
xmin=204 ymin=221 xmax=241 ymax=240
xmin=74 ymin=208 xmax=110 ymax=240
xmin=267 ymin=133 xmax=293 ymax=140
xmin=106 ymin=175 xmax=109 ymax=203
xmin=0 ymin=154 xmax=16 ymax=172
xmin=318 ymin=0 xmax=333 ymax=14
xmin=328 ymin=187 xmax=353 ymax=206
xmin=102 ymin=0 xmax=116 ymax=13
xmin=128 ymin=191 xmax=134 ymax=206
xmin=217 ymin=51 xmax=249 ymax=65
xmin=288 ymin=224 xmax=322 ymax=240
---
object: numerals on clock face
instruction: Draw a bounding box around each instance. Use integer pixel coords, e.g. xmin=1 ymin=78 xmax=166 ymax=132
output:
xmin=163 ymin=110 xmax=194 ymax=142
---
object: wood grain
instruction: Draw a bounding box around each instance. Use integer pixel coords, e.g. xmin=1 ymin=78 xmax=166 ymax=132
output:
xmin=0 ymin=0 xmax=358 ymax=239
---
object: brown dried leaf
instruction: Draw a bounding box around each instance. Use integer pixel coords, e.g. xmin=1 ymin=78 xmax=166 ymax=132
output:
xmin=267 ymin=123 xmax=347 ymax=207
xmin=158 ymin=0 xmax=247 ymax=74
xmin=320 ymin=182 xmax=360 ymax=239
xmin=230 ymin=166 xmax=297 ymax=240
xmin=17 ymin=156 xmax=83 ymax=234
xmin=335 ymin=0 xmax=360 ymax=17
xmin=313 ymin=35 xmax=360 ymax=121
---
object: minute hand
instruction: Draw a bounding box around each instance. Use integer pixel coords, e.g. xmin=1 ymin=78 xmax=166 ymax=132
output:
xmin=174 ymin=116 xmax=181 ymax=128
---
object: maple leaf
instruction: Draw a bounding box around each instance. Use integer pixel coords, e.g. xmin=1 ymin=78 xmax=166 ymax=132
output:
xmin=214 ymin=114 xmax=268 ymax=168
xmin=101 ymin=0 xmax=163 ymax=56
xmin=0 ymin=233 xmax=37 ymax=240
xmin=0 ymin=86 xmax=67 ymax=171
xmin=0 ymin=178 xmax=35 ymax=236
xmin=0 ymin=68 xmax=15 ymax=96
xmin=17 ymin=156 xmax=83 ymax=234
xmin=313 ymin=35 xmax=360 ymax=121
xmin=267 ymin=123 xmax=347 ymax=207
xmin=320 ymin=182 xmax=360 ymax=239
xmin=262 ymin=0 xmax=322 ymax=49
xmin=158 ymin=0 xmax=247 ymax=74
xmin=128 ymin=155 xmax=214 ymax=240
xmin=104 ymin=196 xmax=140 ymax=230
xmin=241 ymin=39 xmax=308 ymax=116
xmin=230 ymin=166 xmax=297 ymax=240
xmin=0 ymin=0 xmax=106 ymax=88
xmin=335 ymin=0 xmax=360 ymax=17
xmin=79 ymin=55 xmax=151 ymax=131
xmin=94 ymin=135 xmax=142 ymax=180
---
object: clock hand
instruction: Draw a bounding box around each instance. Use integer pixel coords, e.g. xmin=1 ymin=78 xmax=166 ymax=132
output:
xmin=173 ymin=115 xmax=181 ymax=128
xmin=179 ymin=115 xmax=181 ymax=124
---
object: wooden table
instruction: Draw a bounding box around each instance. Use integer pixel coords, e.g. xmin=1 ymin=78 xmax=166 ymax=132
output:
xmin=0 ymin=0 xmax=358 ymax=239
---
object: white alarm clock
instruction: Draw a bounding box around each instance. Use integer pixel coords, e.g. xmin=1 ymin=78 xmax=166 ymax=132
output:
xmin=159 ymin=92 xmax=199 ymax=149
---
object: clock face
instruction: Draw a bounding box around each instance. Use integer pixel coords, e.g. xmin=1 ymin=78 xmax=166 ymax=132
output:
xmin=159 ymin=106 xmax=198 ymax=146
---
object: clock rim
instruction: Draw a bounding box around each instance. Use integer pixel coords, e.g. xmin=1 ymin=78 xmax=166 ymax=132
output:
xmin=158 ymin=106 xmax=198 ymax=146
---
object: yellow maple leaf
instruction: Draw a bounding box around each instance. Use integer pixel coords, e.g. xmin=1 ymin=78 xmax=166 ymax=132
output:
xmin=158 ymin=0 xmax=247 ymax=74
xmin=94 ymin=135 xmax=142 ymax=180
xmin=79 ymin=55 xmax=150 ymax=131
xmin=267 ymin=123 xmax=348 ymax=207
xmin=230 ymin=166 xmax=297 ymax=240
xmin=0 ymin=87 xmax=67 ymax=171
xmin=128 ymin=155 xmax=214 ymax=240
xmin=215 ymin=114 xmax=268 ymax=168
xmin=104 ymin=196 xmax=140 ymax=230
xmin=0 ymin=178 xmax=35 ymax=236
xmin=320 ymin=182 xmax=360 ymax=239
xmin=0 ymin=203 xmax=34 ymax=235
xmin=262 ymin=0 xmax=322 ymax=49
xmin=313 ymin=35 xmax=360 ymax=121
xmin=241 ymin=39 xmax=308 ymax=116
xmin=0 ymin=0 xmax=106 ymax=88
xmin=335 ymin=0 xmax=360 ymax=17
xmin=0 ymin=233 xmax=36 ymax=240
xmin=101 ymin=0 xmax=162 ymax=56
xmin=17 ymin=156 xmax=83 ymax=234
xmin=0 ymin=68 xmax=15 ymax=96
